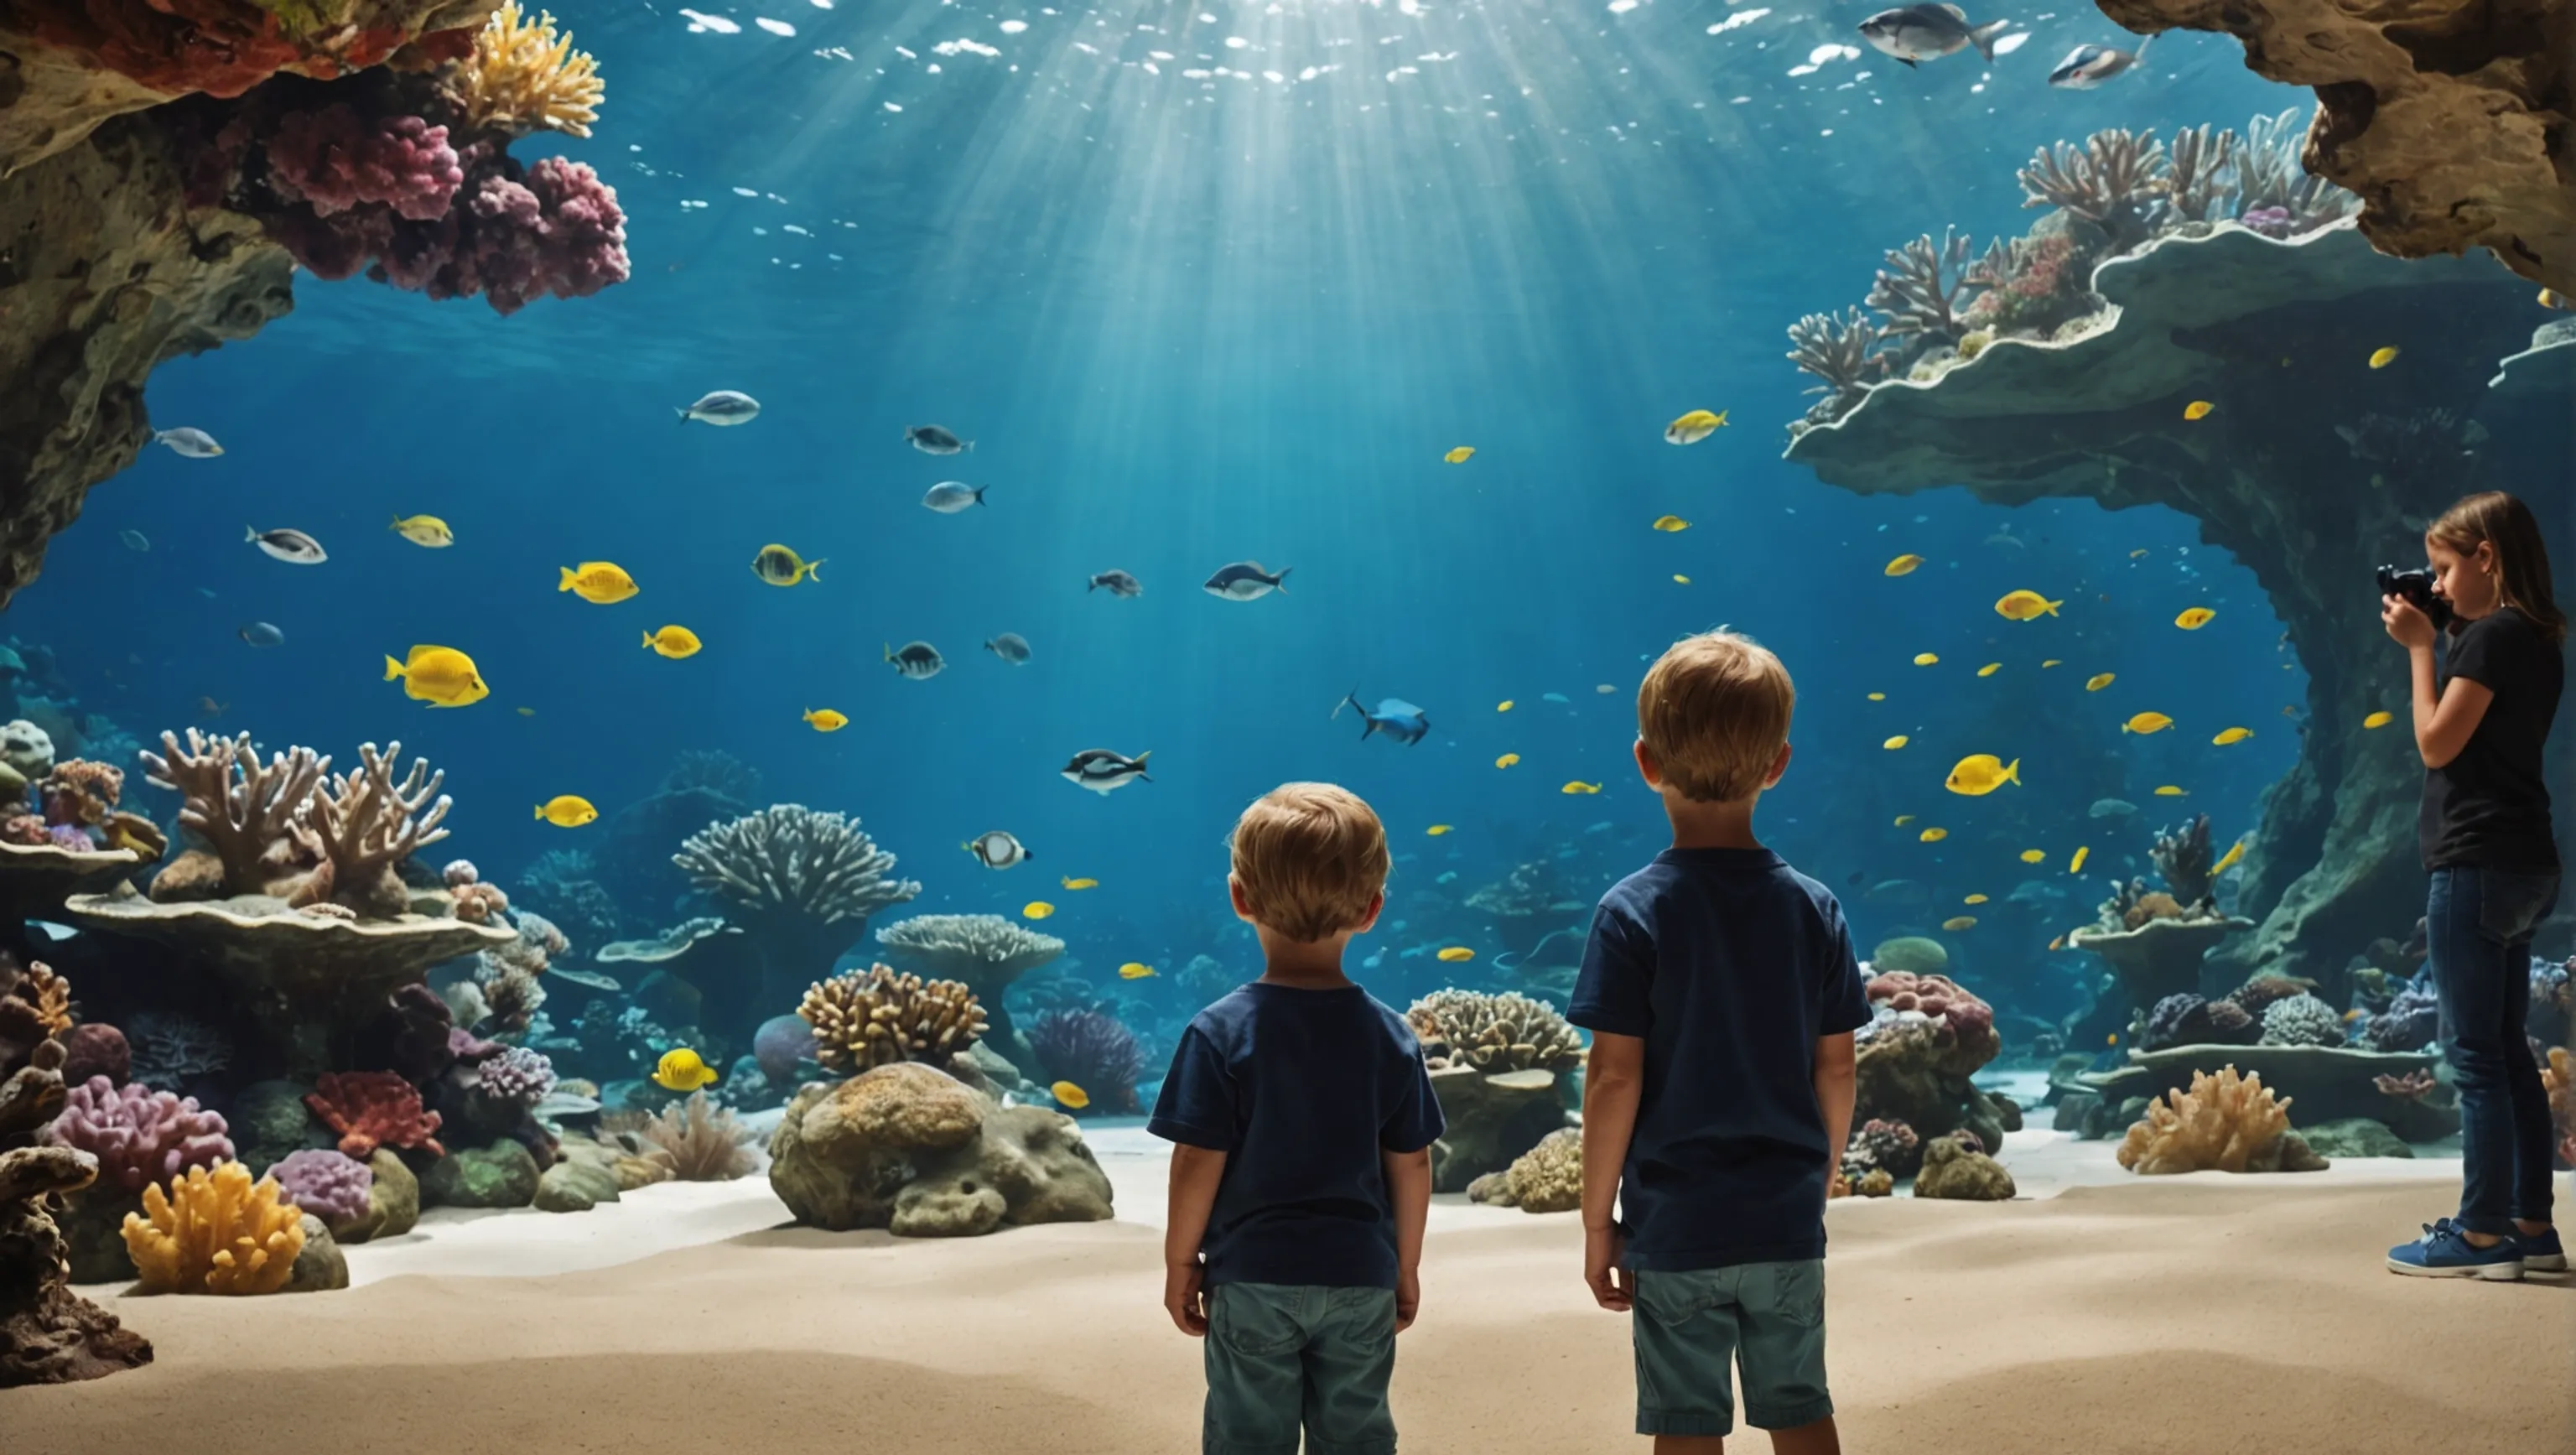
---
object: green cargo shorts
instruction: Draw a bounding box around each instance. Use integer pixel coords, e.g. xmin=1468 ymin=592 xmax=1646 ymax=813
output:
xmin=1631 ymin=1260 xmax=1833 ymax=1437
xmin=1202 ymin=1281 xmax=1399 ymax=1455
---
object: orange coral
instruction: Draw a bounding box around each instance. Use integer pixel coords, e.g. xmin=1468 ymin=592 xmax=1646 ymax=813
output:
xmin=446 ymin=2 xmax=604 ymax=138
xmin=2544 ymin=1047 xmax=2573 ymax=1172
xmin=122 ymin=1161 xmax=305 ymax=1295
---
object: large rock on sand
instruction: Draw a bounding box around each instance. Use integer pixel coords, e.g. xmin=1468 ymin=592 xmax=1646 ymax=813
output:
xmin=768 ymin=1061 xmax=1113 ymax=1236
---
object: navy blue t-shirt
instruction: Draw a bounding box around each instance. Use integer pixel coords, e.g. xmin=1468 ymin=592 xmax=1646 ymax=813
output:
xmin=1148 ymin=981 xmax=1445 ymax=1289
xmin=1569 ymin=847 xmax=1872 ymax=1271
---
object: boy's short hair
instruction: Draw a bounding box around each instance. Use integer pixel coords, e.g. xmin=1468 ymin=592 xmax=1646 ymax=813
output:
xmin=1637 ymin=631 xmax=1796 ymax=803
xmin=1230 ymin=782 xmax=1389 ymax=942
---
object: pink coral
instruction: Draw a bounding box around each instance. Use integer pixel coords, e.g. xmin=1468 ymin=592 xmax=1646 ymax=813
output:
xmin=40 ymin=761 xmax=124 ymax=828
xmin=305 ymin=1070 xmax=444 ymax=1159
xmin=1866 ymin=971 xmax=1995 ymax=1039
xmin=44 ymin=1075 xmax=234 ymax=1195
xmin=266 ymin=103 xmax=464 ymax=221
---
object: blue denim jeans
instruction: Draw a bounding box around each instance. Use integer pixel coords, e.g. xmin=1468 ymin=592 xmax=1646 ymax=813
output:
xmin=2426 ymin=865 xmax=2561 ymax=1234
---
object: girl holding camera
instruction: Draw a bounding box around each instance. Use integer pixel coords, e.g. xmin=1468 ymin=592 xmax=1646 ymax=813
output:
xmin=2380 ymin=491 xmax=2565 ymax=1279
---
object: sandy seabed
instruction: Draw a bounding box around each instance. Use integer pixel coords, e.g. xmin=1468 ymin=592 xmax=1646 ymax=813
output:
xmin=6 ymin=1132 xmax=2572 ymax=1455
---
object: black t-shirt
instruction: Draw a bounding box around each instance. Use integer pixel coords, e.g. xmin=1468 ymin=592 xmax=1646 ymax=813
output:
xmin=1566 ymin=848 xmax=1872 ymax=1272
xmin=2420 ymin=606 xmax=2563 ymax=871
xmin=1147 ymin=982 xmax=1444 ymax=1288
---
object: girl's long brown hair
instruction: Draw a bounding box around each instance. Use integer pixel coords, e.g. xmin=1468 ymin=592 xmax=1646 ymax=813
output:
xmin=2428 ymin=491 xmax=2567 ymax=646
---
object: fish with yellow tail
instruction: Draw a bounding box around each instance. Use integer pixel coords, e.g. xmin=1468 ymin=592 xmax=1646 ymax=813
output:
xmin=643 ymin=625 xmax=702 ymax=659
xmin=1436 ymin=947 xmax=1475 ymax=963
xmin=1119 ymin=963 xmax=1156 ymax=980
xmin=1562 ymin=781 xmax=1602 ymax=795
xmin=1944 ymin=754 xmax=2020 ymax=796
xmin=1665 ymin=409 xmax=1727 ymax=444
xmin=2212 ymin=839 xmax=2246 ymax=875
xmin=2122 ymin=711 xmax=2174 ymax=735
xmin=752 ymin=543 xmax=823 ymax=586
xmin=652 ymin=1047 xmax=719 ymax=1092
xmin=1443 ymin=446 xmax=1476 ymax=464
xmin=558 ymin=561 xmax=638 ymax=604
xmin=390 ymin=514 xmax=453 ymax=548
xmin=384 ymin=645 xmax=489 ymax=708
xmin=1994 ymin=590 xmax=2062 ymax=621
xmin=2212 ymin=726 xmax=2254 ymax=746
xmin=1051 ymin=1081 xmax=1090 ymax=1110
xmin=535 ymin=795 xmax=598 ymax=828
xmin=1884 ymin=553 xmax=1924 ymax=577
xmin=2070 ymin=845 xmax=2090 ymax=873
xmin=2174 ymin=607 xmax=2216 ymax=630
xmin=803 ymin=707 xmax=849 ymax=732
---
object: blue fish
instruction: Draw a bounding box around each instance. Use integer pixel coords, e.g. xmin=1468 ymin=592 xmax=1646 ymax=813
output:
xmin=1337 ymin=690 xmax=1429 ymax=746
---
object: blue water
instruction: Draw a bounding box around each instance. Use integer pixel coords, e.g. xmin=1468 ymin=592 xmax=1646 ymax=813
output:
xmin=13 ymin=2 xmax=2322 ymax=1058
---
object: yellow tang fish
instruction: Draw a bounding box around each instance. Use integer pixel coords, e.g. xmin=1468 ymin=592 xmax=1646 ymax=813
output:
xmin=516 ymin=707 xmax=536 ymax=717
xmin=390 ymin=513 xmax=453 ymax=548
xmin=1436 ymin=946 xmax=1475 ymax=963
xmin=2367 ymin=346 xmax=2399 ymax=369
xmin=558 ymin=561 xmax=638 ymax=604
xmin=534 ymin=795 xmax=597 ymax=828
xmin=2212 ymin=839 xmax=2246 ymax=874
xmin=2362 ymin=710 xmax=2394 ymax=729
xmin=1119 ymin=962 xmax=1157 ymax=980
xmin=1674 ymin=574 xmax=1691 ymax=585
xmin=1061 ymin=876 xmax=1098 ymax=891
xmin=1022 ymin=902 xmax=1054 ymax=920
xmin=652 ymin=1047 xmax=719 ymax=1092
xmin=2122 ymin=711 xmax=2174 ymax=735
xmin=2212 ymin=726 xmax=2254 ymax=746
xmin=1994 ymin=590 xmax=2062 ymax=621
xmin=1495 ymin=753 xmax=1520 ymax=769
xmin=1444 ymin=446 xmax=1476 ymax=463
xmin=1051 ymin=1081 xmax=1089 ymax=1110
xmin=2070 ymin=845 xmax=2090 ymax=873
xmin=2174 ymin=607 xmax=2216 ymax=630
xmin=802 ymin=707 xmax=848 ymax=732
xmin=1665 ymin=408 xmax=1727 ymax=444
xmin=1944 ymin=754 xmax=2021 ymax=796
xmin=1652 ymin=515 xmax=1690 ymax=533
xmin=1562 ymin=781 xmax=1602 ymax=795
xmin=2106 ymin=1032 xmax=2119 ymax=1047
xmin=1883 ymin=735 xmax=1909 ymax=751
xmin=2041 ymin=659 xmax=2063 ymax=668
xmin=1894 ymin=815 xmax=1916 ymax=827
xmin=383 ymin=644 xmax=489 ymax=708
xmin=1943 ymin=916 xmax=1978 ymax=932
xmin=2184 ymin=400 xmax=2215 ymax=420
xmin=1497 ymin=699 xmax=1514 ymax=713
xmin=2085 ymin=673 xmax=2116 ymax=692
xmin=2019 ymin=849 xmax=2047 ymax=864
xmin=1919 ymin=827 xmax=1948 ymax=843
xmin=1426 ymin=824 xmax=1453 ymax=836
xmin=2544 ymin=288 xmax=2572 ymax=310
xmin=2129 ymin=548 xmax=2149 ymax=559
xmin=643 ymin=625 xmax=702 ymax=659
xmin=2154 ymin=785 xmax=2187 ymax=797
xmin=1867 ymin=692 xmax=1887 ymax=702
xmin=1914 ymin=652 xmax=1940 ymax=667
xmin=1884 ymin=553 xmax=1924 ymax=577
xmin=1977 ymin=663 xmax=2001 ymax=678
xmin=752 ymin=543 xmax=823 ymax=586
xmin=1963 ymin=893 xmax=1989 ymax=905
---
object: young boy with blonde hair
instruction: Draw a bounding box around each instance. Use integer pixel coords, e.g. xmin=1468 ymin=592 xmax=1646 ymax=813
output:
xmin=1572 ymin=631 xmax=1871 ymax=1454
xmin=1151 ymin=782 xmax=1443 ymax=1455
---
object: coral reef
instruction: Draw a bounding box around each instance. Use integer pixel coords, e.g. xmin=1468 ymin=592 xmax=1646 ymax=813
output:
xmin=60 ymin=1023 xmax=130 ymax=1086
xmin=1854 ymin=971 xmax=2009 ymax=1150
xmin=2139 ymin=993 xmax=2261 ymax=1052
xmin=1842 ymin=1117 xmax=1923 ymax=1181
xmin=1868 ymin=937 xmax=1949 ymax=976
xmin=874 ymin=912 xmax=1061 ymax=1066
xmin=797 ymin=965 xmax=989 ymax=1076
xmin=1423 ymin=1064 xmax=1566 ymax=1194
xmin=1404 ymin=990 xmax=1585 ymax=1073
xmin=767 ymin=1062 xmax=1114 ymax=1236
xmin=1026 ymin=1009 xmax=1145 ymax=1116
xmin=618 ymin=1092 xmax=757 ymax=1181
xmin=2149 ymin=815 xmax=2219 ymax=907
xmin=138 ymin=728 xmax=325 ymax=901
xmin=262 ymin=1148 xmax=372 ymax=1227
xmin=2544 ymin=1047 xmax=2573 ymax=1172
xmin=304 ymin=1070 xmax=443 ymax=1158
xmin=1866 ymin=227 xmax=1978 ymax=342
xmin=2365 ymin=975 xmax=2440 ymax=1053
xmin=1784 ymin=309 xmax=1889 ymax=424
xmin=675 ymin=806 xmax=921 ymax=1033
xmin=2258 ymin=994 xmax=2346 ymax=1048
xmin=2115 ymin=1067 xmax=2327 ymax=1176
xmin=301 ymin=741 xmax=453 ymax=917
xmin=1462 ymin=860 xmax=1586 ymax=918
xmin=42 ymin=1076 xmax=231 ymax=1194
xmin=446 ymin=2 xmax=601 ymax=138
xmin=419 ymin=1139 xmax=538 ymax=1208
xmin=1465 ymin=1127 xmax=1581 ymax=1213
xmin=122 ymin=1160 xmax=305 ymax=1295
xmin=2069 ymin=881 xmax=2252 ymax=1016
xmin=1913 ymin=1135 xmax=2017 ymax=1201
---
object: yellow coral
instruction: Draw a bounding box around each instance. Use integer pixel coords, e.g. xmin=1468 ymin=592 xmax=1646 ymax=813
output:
xmin=122 ymin=1161 xmax=306 ymax=1295
xmin=24 ymin=961 xmax=71 ymax=1035
xmin=450 ymin=2 xmax=605 ymax=139
xmin=2116 ymin=1065 xmax=2320 ymax=1175
xmin=798 ymin=964 xmax=989 ymax=1075
xmin=2544 ymin=1046 xmax=2573 ymax=1168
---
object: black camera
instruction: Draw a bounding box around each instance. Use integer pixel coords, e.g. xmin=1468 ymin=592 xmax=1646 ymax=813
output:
xmin=2376 ymin=564 xmax=2454 ymax=629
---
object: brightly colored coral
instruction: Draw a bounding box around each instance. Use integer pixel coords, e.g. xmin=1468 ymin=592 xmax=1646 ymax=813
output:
xmin=121 ymin=1161 xmax=304 ymax=1295
xmin=2544 ymin=1046 xmax=2573 ymax=1172
xmin=262 ymin=1148 xmax=372 ymax=1225
xmin=1404 ymin=989 xmax=1584 ymax=1073
xmin=38 ymin=760 xmax=122 ymax=829
xmin=446 ymin=2 xmax=603 ymax=138
xmin=264 ymin=102 xmax=463 ymax=220
xmin=304 ymin=1070 xmax=443 ymax=1158
xmin=2116 ymin=1066 xmax=2327 ymax=1176
xmin=42 ymin=1076 xmax=232 ymax=1194
xmin=797 ymin=964 xmax=988 ymax=1076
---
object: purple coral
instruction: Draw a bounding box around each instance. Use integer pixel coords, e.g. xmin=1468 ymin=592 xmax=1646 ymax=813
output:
xmin=265 ymin=1148 xmax=374 ymax=1224
xmin=61 ymin=1022 xmax=130 ymax=1086
xmin=2238 ymin=205 xmax=2295 ymax=238
xmin=2367 ymin=979 xmax=2440 ymax=1052
xmin=474 ymin=1044 xmax=558 ymax=1106
xmin=44 ymin=824 xmax=94 ymax=852
xmin=267 ymin=104 xmax=465 ymax=221
xmin=1027 ymin=1009 xmax=1145 ymax=1115
xmin=44 ymin=1075 xmax=234 ymax=1195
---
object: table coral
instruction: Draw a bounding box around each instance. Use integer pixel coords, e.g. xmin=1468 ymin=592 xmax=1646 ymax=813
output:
xmin=1404 ymin=989 xmax=1584 ymax=1073
xmin=675 ymin=805 xmax=920 ymax=1031
xmin=875 ymin=912 xmax=1062 ymax=1066
xmin=444 ymin=1 xmax=602 ymax=138
xmin=797 ymin=964 xmax=988 ymax=1076
xmin=2115 ymin=1066 xmax=2327 ymax=1175
xmin=1027 ymin=1009 xmax=1145 ymax=1116
xmin=304 ymin=1070 xmax=443 ymax=1158
xmin=121 ymin=1160 xmax=305 ymax=1295
xmin=43 ymin=1076 xmax=232 ymax=1194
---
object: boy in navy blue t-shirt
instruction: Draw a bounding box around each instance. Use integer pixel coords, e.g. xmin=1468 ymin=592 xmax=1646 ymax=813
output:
xmin=1150 ymin=782 xmax=1444 ymax=1455
xmin=1571 ymin=631 xmax=1871 ymax=1455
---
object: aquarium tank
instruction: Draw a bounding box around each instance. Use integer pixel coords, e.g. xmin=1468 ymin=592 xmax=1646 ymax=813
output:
xmin=0 ymin=0 xmax=2566 ymax=1387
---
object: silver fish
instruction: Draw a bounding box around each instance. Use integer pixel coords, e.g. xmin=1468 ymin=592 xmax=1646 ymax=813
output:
xmin=906 ymin=424 xmax=970 ymax=455
xmin=885 ymin=641 xmax=945 ymax=680
xmin=1857 ymin=4 xmax=2010 ymax=65
xmin=247 ymin=526 xmax=326 ymax=564
xmin=238 ymin=622 xmax=285 ymax=648
xmin=678 ymin=391 xmax=761 ymax=425
xmin=984 ymin=632 xmax=1031 ymax=664
xmin=965 ymin=830 xmax=1030 ymax=868
xmin=1203 ymin=561 xmax=1291 ymax=600
xmin=2088 ymin=798 xmax=2138 ymax=819
xmin=922 ymin=481 xmax=988 ymax=513
xmin=118 ymin=530 xmax=149 ymax=552
xmin=1062 ymin=748 xmax=1152 ymax=794
xmin=2048 ymin=35 xmax=2148 ymax=88
xmin=153 ymin=428 xmax=224 ymax=458
xmin=1088 ymin=569 xmax=1143 ymax=598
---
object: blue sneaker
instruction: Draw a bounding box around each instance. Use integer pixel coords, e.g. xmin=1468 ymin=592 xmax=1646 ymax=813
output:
xmin=2512 ymin=1226 xmax=2565 ymax=1272
xmin=2386 ymin=1219 xmax=2525 ymax=1280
